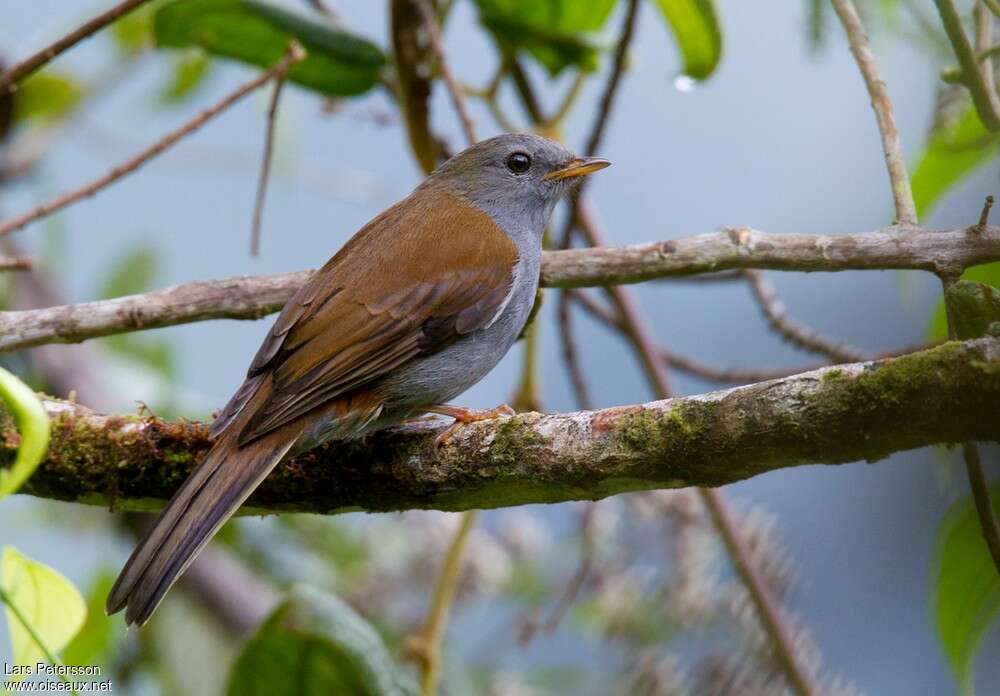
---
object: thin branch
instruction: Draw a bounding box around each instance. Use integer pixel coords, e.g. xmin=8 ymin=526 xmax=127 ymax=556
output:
xmin=933 ymin=0 xmax=1000 ymax=131
xmin=557 ymin=0 xmax=641 ymax=250
xmin=831 ymin=0 xmax=917 ymax=224
xmin=984 ymin=0 xmax=1000 ymax=19
xmin=415 ymin=0 xmax=477 ymax=145
xmin=700 ymin=488 xmax=818 ymax=695
xmin=557 ymin=291 xmax=595 ymax=409
xmin=15 ymin=338 xmax=1000 ymax=513
xmin=573 ymin=206 xmax=816 ymax=694
xmin=304 ymin=0 xmax=338 ymax=19
xmin=0 ymin=0 xmax=154 ymax=94
xmin=0 ymin=43 xmax=307 ymax=237
xmin=569 ymin=287 xmax=936 ymax=383
xmin=963 ymin=442 xmax=1000 ymax=574
xmin=975 ymin=2 xmax=996 ymax=109
xmin=744 ymin=269 xmax=869 ymax=363
xmin=249 ymin=75 xmax=288 ymax=257
xmin=0 ymin=255 xmax=33 ymax=271
xmin=412 ymin=510 xmax=477 ymax=696
xmin=980 ymin=194 xmax=996 ymax=230
xmin=0 ymin=224 xmax=997 ymax=353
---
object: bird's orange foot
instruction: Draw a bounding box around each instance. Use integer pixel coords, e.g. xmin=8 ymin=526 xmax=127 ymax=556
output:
xmin=426 ymin=404 xmax=516 ymax=450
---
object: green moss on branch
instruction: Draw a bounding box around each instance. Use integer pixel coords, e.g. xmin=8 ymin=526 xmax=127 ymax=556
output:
xmin=4 ymin=337 xmax=999 ymax=515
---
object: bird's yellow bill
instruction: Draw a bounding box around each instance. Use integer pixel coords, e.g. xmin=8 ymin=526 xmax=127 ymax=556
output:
xmin=543 ymin=156 xmax=611 ymax=181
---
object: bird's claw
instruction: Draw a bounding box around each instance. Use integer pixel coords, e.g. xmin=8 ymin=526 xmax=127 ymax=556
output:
xmin=429 ymin=404 xmax=516 ymax=452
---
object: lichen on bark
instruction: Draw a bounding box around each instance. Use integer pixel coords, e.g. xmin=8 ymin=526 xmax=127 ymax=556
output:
xmin=2 ymin=337 xmax=999 ymax=515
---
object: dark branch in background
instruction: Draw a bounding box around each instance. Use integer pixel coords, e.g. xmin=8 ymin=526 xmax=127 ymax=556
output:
xmin=572 ymin=204 xmax=817 ymax=695
xmin=249 ymin=75 xmax=287 ymax=256
xmin=744 ymin=269 xmax=868 ymax=362
xmin=0 ymin=0 xmax=154 ymax=94
xmin=0 ymin=43 xmax=307 ymax=237
xmin=415 ymin=0 xmax=478 ymax=145
xmin=568 ymin=288 xmax=935 ymax=384
xmin=10 ymin=337 xmax=999 ymax=514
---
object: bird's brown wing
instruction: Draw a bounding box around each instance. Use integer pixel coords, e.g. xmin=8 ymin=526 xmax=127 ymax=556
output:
xmin=214 ymin=191 xmax=520 ymax=446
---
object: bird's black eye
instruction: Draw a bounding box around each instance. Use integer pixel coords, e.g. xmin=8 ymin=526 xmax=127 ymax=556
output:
xmin=505 ymin=152 xmax=532 ymax=174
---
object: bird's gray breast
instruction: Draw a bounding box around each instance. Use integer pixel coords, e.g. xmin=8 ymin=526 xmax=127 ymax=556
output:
xmin=378 ymin=244 xmax=541 ymax=410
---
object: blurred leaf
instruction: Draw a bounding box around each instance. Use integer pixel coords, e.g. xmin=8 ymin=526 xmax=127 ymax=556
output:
xmin=99 ymin=244 xmax=158 ymax=300
xmin=912 ymin=107 xmax=1000 ymax=218
xmin=154 ymin=0 xmax=385 ymax=96
xmin=1 ymin=547 xmax=86 ymax=676
xmin=928 ymin=263 xmax=1000 ymax=340
xmin=13 ymin=71 xmax=85 ymax=125
xmin=933 ymin=485 xmax=1000 ymax=695
xmin=652 ymin=0 xmax=723 ymax=80
xmin=474 ymin=0 xmax=618 ymax=75
xmin=228 ymin=585 xmax=417 ymax=696
xmin=807 ymin=0 xmax=827 ymax=50
xmin=111 ymin=0 xmax=165 ymax=55
xmin=62 ymin=570 xmax=123 ymax=668
xmin=0 ymin=367 xmax=50 ymax=500
xmin=161 ymin=49 xmax=213 ymax=102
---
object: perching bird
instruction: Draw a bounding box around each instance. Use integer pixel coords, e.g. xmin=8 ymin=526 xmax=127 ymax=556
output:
xmin=106 ymin=132 xmax=610 ymax=626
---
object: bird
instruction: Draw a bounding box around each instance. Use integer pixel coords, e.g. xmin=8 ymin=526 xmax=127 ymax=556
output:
xmin=105 ymin=132 xmax=610 ymax=626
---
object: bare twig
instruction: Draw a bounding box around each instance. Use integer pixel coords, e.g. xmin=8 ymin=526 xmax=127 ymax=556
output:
xmin=557 ymin=0 xmax=641 ymax=250
xmin=745 ymin=269 xmax=869 ymax=363
xmin=249 ymin=75 xmax=288 ymax=256
xmin=831 ymin=0 xmax=917 ymax=223
xmin=569 ymin=287 xmax=935 ymax=383
xmin=573 ymin=204 xmax=818 ymax=696
xmin=700 ymin=488 xmax=818 ymax=695
xmin=975 ymin=1 xmax=996 ymax=122
xmin=933 ymin=0 xmax=1000 ymax=131
xmin=304 ymin=0 xmax=337 ymax=19
xmin=0 ymin=43 xmax=307 ymax=237
xmin=15 ymin=337 xmax=1000 ymax=514
xmin=557 ymin=291 xmax=595 ymax=408
xmin=984 ymin=0 xmax=1000 ymax=19
xmin=963 ymin=442 xmax=1000 ymax=575
xmin=0 ymin=225 xmax=997 ymax=353
xmin=0 ymin=255 xmax=33 ymax=271
xmin=0 ymin=0 xmax=154 ymax=94
xmin=980 ymin=194 xmax=996 ymax=230
xmin=415 ymin=0 xmax=477 ymax=145
xmin=413 ymin=510 xmax=478 ymax=696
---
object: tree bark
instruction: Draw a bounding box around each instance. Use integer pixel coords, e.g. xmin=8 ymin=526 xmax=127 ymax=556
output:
xmin=0 ymin=224 xmax=997 ymax=353
xmin=7 ymin=337 xmax=999 ymax=515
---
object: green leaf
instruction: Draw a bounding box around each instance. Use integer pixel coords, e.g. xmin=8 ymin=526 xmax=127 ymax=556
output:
xmin=110 ymin=0 xmax=165 ymax=55
xmin=912 ymin=107 xmax=1000 ymax=218
xmin=473 ymin=0 xmax=618 ymax=75
xmin=928 ymin=263 xmax=1000 ymax=340
xmin=933 ymin=485 xmax=1000 ymax=695
xmin=0 ymin=368 xmax=50 ymax=500
xmin=228 ymin=585 xmax=417 ymax=696
xmin=1 ymin=547 xmax=86 ymax=676
xmin=652 ymin=0 xmax=723 ymax=80
xmin=99 ymin=245 xmax=158 ymax=300
xmin=161 ymin=49 xmax=212 ymax=102
xmin=154 ymin=0 xmax=385 ymax=96
xmin=13 ymin=71 xmax=85 ymax=125
xmin=62 ymin=571 xmax=123 ymax=668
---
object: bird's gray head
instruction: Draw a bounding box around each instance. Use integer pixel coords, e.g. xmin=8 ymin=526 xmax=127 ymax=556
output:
xmin=424 ymin=133 xmax=610 ymax=233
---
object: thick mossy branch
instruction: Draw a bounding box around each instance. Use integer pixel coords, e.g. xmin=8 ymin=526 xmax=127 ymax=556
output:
xmin=5 ymin=338 xmax=1000 ymax=515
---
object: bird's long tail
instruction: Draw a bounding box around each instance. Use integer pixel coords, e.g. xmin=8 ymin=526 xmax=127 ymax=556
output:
xmin=105 ymin=420 xmax=296 ymax=626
